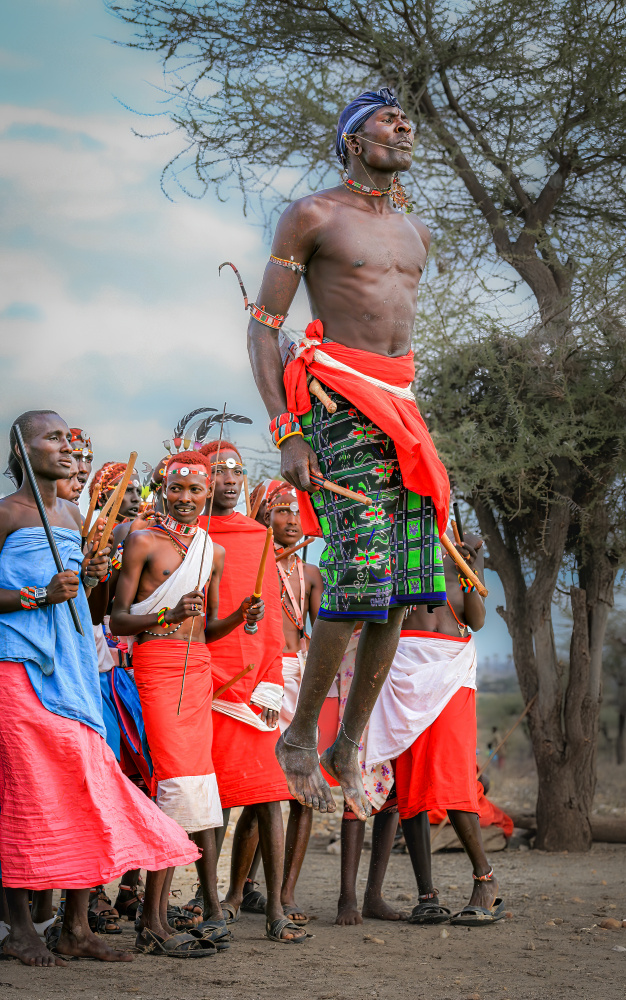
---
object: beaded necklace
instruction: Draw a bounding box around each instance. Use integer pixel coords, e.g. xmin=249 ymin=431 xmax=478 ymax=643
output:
xmin=276 ymin=547 xmax=306 ymax=634
xmin=161 ymin=513 xmax=199 ymax=537
xmin=341 ymin=176 xmax=392 ymax=198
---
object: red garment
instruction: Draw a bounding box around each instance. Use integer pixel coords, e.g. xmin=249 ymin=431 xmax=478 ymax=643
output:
xmin=394 ymin=687 xmax=479 ymax=820
xmin=283 ymin=320 xmax=450 ymax=539
xmin=427 ymin=785 xmax=514 ymax=839
xmin=202 ymin=512 xmax=290 ymax=806
xmin=0 ymin=661 xmax=199 ymax=889
xmin=132 ymin=640 xmax=214 ymax=793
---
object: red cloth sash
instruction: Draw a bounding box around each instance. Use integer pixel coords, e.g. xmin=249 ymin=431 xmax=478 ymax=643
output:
xmin=283 ymin=320 xmax=450 ymax=539
xmin=200 ymin=513 xmax=285 ymax=700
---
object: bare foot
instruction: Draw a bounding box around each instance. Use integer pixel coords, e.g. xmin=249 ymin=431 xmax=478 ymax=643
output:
xmin=56 ymin=924 xmax=133 ymax=962
xmin=276 ymin=731 xmax=336 ymax=813
xmin=335 ymin=895 xmax=363 ymax=926
xmin=320 ymin=738 xmax=371 ymax=821
xmin=362 ymin=893 xmax=405 ymax=921
xmin=3 ymin=928 xmax=68 ymax=967
xmin=468 ymin=873 xmax=499 ymax=911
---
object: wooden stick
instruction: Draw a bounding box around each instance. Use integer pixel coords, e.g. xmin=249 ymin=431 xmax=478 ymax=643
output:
xmin=97 ymin=452 xmax=138 ymax=554
xmin=309 ymin=471 xmax=373 ymax=506
xmin=275 ymin=537 xmax=315 ymax=562
xmin=477 ymin=693 xmax=537 ymax=779
xmin=453 ymin=501 xmax=464 ymax=542
xmin=85 ymin=490 xmax=116 ymax=549
xmin=81 ymin=484 xmax=100 ymax=539
xmin=452 ymin=519 xmax=462 ymax=545
xmin=243 ymin=526 xmax=273 ymax=635
xmin=177 ymin=405 xmax=227 ymax=715
xmin=243 ymin=473 xmax=251 ymax=517
xmin=250 ymin=483 xmax=266 ymax=521
xmin=440 ymin=532 xmax=488 ymax=598
xmin=308 ymin=376 xmax=337 ymax=414
xmin=13 ymin=424 xmax=83 ymax=635
xmin=213 ymin=663 xmax=255 ymax=700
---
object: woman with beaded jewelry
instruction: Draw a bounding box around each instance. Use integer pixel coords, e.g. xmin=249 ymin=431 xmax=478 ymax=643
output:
xmin=247 ymin=88 xmax=450 ymax=821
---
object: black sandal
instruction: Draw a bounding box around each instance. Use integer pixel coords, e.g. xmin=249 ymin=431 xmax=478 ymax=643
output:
xmin=134 ymin=927 xmax=216 ymax=958
xmin=193 ymin=918 xmax=231 ymax=951
xmin=241 ymin=879 xmax=267 ymax=915
xmin=265 ymin=917 xmax=308 ymax=943
xmin=114 ymin=882 xmax=144 ymax=921
xmin=88 ymin=889 xmax=122 ymax=935
xmin=408 ymin=890 xmax=450 ymax=925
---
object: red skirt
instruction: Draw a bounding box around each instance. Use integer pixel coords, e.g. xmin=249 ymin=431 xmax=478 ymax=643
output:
xmin=0 ymin=662 xmax=199 ymax=889
xmin=394 ymin=687 xmax=479 ymax=820
xmin=211 ymin=709 xmax=291 ymax=809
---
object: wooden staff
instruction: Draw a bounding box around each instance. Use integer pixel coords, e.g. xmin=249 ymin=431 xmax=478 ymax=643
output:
xmin=477 ymin=693 xmax=537 ymax=779
xmin=250 ymin=482 xmax=266 ymax=520
xmin=85 ymin=489 xmax=117 ymax=549
xmin=440 ymin=532 xmax=488 ymax=598
xmin=96 ymin=453 xmax=138 ymax=554
xmin=275 ymin=537 xmax=315 ymax=562
xmin=244 ymin=526 xmax=273 ymax=635
xmin=13 ymin=423 xmax=83 ymax=635
xmin=213 ymin=663 xmax=255 ymax=700
xmin=452 ymin=519 xmax=462 ymax=545
xmin=243 ymin=472 xmax=251 ymax=517
xmin=453 ymin=501 xmax=464 ymax=542
xmin=309 ymin=471 xmax=373 ymax=506
xmin=81 ymin=485 xmax=100 ymax=540
xmin=177 ymin=404 xmax=227 ymax=715
xmin=307 ymin=375 xmax=337 ymax=414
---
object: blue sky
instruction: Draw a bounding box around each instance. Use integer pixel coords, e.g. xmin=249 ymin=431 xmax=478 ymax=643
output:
xmin=0 ymin=0 xmax=515 ymax=660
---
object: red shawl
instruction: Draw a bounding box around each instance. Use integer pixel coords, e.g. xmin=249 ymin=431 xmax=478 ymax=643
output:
xmin=283 ymin=320 xmax=449 ymax=539
xmin=199 ymin=512 xmax=284 ymax=701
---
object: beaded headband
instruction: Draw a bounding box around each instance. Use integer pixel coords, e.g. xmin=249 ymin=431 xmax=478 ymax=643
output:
xmin=166 ymin=463 xmax=209 ymax=479
xmin=212 ymin=457 xmax=243 ymax=471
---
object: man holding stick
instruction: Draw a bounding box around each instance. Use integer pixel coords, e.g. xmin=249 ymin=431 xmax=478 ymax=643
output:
xmin=0 ymin=411 xmax=200 ymax=967
xmin=247 ymin=88 xmax=449 ymax=819
xmin=111 ymin=450 xmax=264 ymax=955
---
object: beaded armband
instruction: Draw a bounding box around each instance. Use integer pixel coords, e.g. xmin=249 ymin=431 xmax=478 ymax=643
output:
xmin=249 ymin=303 xmax=285 ymax=329
xmin=458 ymin=574 xmax=476 ymax=593
xmin=269 ymin=413 xmax=304 ymax=449
xmin=156 ymin=607 xmax=170 ymax=628
xmin=20 ymin=586 xmax=38 ymax=610
xmin=269 ymin=255 xmax=307 ymax=275
xmin=110 ymin=544 xmax=123 ymax=571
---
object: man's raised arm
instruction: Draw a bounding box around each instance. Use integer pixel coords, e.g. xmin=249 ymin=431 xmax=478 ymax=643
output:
xmin=247 ymin=199 xmax=321 ymax=493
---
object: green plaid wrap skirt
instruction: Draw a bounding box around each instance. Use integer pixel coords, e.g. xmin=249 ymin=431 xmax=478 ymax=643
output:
xmin=301 ymin=389 xmax=446 ymax=622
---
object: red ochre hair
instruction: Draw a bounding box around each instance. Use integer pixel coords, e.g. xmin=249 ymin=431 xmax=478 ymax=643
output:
xmin=89 ymin=462 xmax=126 ymax=502
xmin=165 ymin=451 xmax=213 ymax=477
xmin=199 ymin=439 xmax=242 ymax=461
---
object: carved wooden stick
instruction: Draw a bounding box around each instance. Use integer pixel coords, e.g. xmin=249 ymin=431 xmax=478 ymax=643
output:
xmin=97 ymin=453 xmax=138 ymax=554
xmin=85 ymin=490 xmax=116 ymax=549
xmin=452 ymin=519 xmax=462 ymax=545
xmin=307 ymin=375 xmax=337 ymax=414
xmin=309 ymin=471 xmax=373 ymax=506
xmin=244 ymin=527 xmax=273 ymax=635
xmin=275 ymin=537 xmax=315 ymax=562
xmin=440 ymin=531 xmax=488 ymax=598
xmin=81 ymin=484 xmax=100 ymax=539
xmin=213 ymin=663 xmax=255 ymax=700
xmin=250 ymin=483 xmax=266 ymax=520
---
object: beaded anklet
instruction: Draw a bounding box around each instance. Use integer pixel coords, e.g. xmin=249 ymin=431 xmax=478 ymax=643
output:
xmin=472 ymin=867 xmax=494 ymax=882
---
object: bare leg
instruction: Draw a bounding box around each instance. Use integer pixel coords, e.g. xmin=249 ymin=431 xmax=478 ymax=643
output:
xmin=448 ymin=810 xmax=499 ymax=908
xmin=31 ymin=889 xmax=53 ymax=924
xmin=190 ymin=829 xmax=223 ymax=921
xmin=224 ymin=806 xmax=260 ymax=914
xmin=57 ymin=888 xmax=133 ymax=961
xmin=156 ymin=868 xmax=178 ymax=934
xmin=362 ymin=810 xmax=403 ymax=920
xmin=257 ymin=801 xmax=306 ymax=941
xmin=401 ymin=812 xmax=435 ymax=896
xmin=321 ymin=609 xmax=405 ymax=820
xmin=335 ymin=817 xmax=365 ymax=925
xmin=248 ymin=842 xmax=262 ymax=881
xmin=140 ymin=868 xmax=174 ymax=938
xmin=276 ymin=618 xmax=355 ymax=813
xmin=0 ymin=882 xmax=9 ymax=924
xmin=3 ymin=888 xmax=67 ymax=967
xmin=215 ymin=807 xmax=231 ymax=859
xmin=281 ymin=800 xmax=313 ymax=921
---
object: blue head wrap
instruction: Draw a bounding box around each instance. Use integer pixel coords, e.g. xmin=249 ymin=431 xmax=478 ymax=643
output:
xmin=335 ymin=87 xmax=402 ymax=164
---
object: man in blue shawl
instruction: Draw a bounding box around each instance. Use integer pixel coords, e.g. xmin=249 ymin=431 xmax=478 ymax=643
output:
xmin=247 ymin=89 xmax=451 ymax=824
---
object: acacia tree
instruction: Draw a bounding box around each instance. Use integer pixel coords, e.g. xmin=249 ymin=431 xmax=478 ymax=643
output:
xmin=110 ymin=0 xmax=626 ymax=849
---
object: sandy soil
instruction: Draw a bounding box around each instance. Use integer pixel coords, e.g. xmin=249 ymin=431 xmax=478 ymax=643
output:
xmin=2 ymin=814 xmax=625 ymax=1000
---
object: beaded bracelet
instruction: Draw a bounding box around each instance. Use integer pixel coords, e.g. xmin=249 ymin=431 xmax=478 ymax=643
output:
xmin=269 ymin=412 xmax=304 ymax=449
xmin=249 ymin=302 xmax=285 ymax=329
xmin=156 ymin=607 xmax=170 ymax=627
xmin=20 ymin=586 xmax=38 ymax=610
xmin=458 ymin=574 xmax=476 ymax=593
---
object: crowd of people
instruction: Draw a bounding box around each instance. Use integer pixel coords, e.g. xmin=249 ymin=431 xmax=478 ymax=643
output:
xmin=0 ymin=410 xmax=511 ymax=967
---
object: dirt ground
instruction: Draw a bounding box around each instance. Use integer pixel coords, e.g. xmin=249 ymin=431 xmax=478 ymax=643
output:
xmin=3 ymin=790 xmax=626 ymax=1000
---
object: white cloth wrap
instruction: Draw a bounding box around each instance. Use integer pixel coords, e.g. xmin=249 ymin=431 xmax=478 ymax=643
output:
xmin=94 ymin=623 xmax=116 ymax=674
xmin=156 ymin=773 xmax=222 ymax=833
xmin=295 ymin=339 xmax=416 ymax=402
xmin=125 ymin=529 xmax=213 ymax=653
xmin=212 ymin=682 xmax=283 ymax=732
xmin=365 ymin=633 xmax=477 ymax=767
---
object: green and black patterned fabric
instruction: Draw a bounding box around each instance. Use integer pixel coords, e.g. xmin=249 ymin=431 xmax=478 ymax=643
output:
xmin=301 ymin=389 xmax=446 ymax=622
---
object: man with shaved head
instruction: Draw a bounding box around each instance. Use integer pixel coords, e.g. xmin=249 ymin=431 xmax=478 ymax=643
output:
xmin=0 ymin=412 xmax=200 ymax=967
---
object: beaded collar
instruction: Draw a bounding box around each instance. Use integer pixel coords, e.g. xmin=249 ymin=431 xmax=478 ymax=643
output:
xmin=161 ymin=513 xmax=200 ymax=537
xmin=342 ymin=176 xmax=392 ymax=198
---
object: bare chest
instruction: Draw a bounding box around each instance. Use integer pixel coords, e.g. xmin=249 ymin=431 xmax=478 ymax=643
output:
xmin=136 ymin=534 xmax=184 ymax=603
xmin=315 ymin=209 xmax=427 ymax=280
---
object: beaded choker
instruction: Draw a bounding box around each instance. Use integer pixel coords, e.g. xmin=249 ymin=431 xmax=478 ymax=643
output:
xmin=161 ymin=513 xmax=199 ymax=537
xmin=342 ymin=177 xmax=392 ymax=198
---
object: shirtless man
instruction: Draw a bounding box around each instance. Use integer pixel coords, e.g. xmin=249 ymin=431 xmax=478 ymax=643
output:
xmin=111 ymin=451 xmax=264 ymax=954
xmin=248 ymin=88 xmax=449 ymax=819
